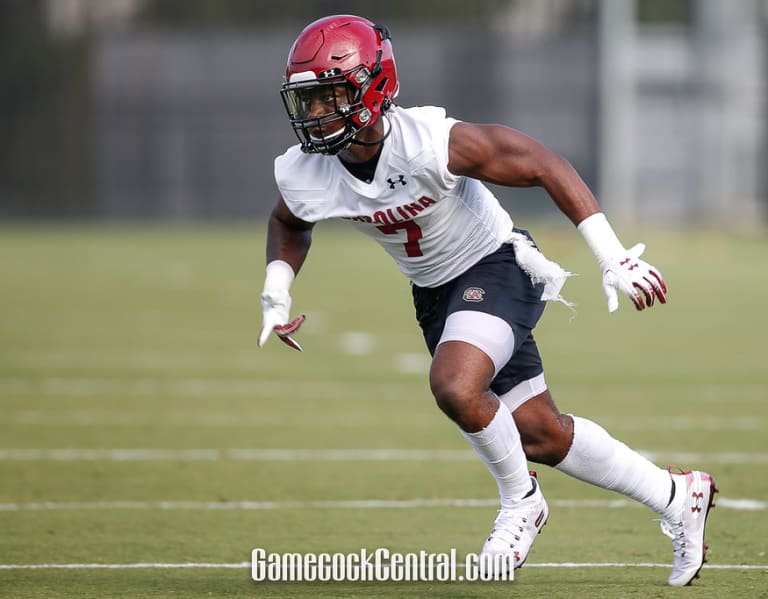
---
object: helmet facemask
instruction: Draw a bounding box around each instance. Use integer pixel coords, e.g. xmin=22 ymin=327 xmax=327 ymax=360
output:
xmin=281 ymin=67 xmax=378 ymax=155
xmin=281 ymin=16 xmax=398 ymax=155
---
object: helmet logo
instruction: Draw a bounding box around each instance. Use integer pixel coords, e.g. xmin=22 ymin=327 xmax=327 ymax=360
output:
xmin=319 ymin=68 xmax=341 ymax=79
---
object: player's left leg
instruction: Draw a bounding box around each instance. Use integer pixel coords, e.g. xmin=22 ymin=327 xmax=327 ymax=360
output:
xmin=508 ymin=388 xmax=717 ymax=586
xmin=511 ymin=391 xmax=676 ymax=510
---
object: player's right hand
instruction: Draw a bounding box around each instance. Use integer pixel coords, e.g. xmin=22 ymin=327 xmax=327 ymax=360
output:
xmin=600 ymin=243 xmax=667 ymax=312
xmin=258 ymin=288 xmax=305 ymax=351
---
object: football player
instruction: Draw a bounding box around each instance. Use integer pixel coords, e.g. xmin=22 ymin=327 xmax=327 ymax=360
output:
xmin=259 ymin=14 xmax=716 ymax=586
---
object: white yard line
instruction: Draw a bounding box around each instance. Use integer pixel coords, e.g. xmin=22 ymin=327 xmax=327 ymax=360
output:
xmin=0 ymin=447 xmax=767 ymax=464
xmin=0 ymin=561 xmax=764 ymax=571
xmin=0 ymin=562 xmax=252 ymax=570
xmin=0 ymin=497 xmax=763 ymax=511
xmin=6 ymin=410 xmax=763 ymax=430
xmin=0 ymin=377 xmax=416 ymax=399
xmin=2 ymin=376 xmax=766 ymax=402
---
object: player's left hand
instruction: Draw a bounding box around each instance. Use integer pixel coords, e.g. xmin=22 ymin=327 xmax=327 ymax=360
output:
xmin=600 ymin=243 xmax=667 ymax=312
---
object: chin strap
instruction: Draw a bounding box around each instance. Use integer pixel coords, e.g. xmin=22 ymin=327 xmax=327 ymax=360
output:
xmin=350 ymin=113 xmax=392 ymax=147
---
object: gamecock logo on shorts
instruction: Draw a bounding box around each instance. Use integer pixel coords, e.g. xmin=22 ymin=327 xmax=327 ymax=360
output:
xmin=462 ymin=287 xmax=485 ymax=302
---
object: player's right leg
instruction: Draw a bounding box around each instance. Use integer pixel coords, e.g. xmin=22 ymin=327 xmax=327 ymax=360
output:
xmin=429 ymin=337 xmax=547 ymax=573
xmin=413 ymin=241 xmax=552 ymax=573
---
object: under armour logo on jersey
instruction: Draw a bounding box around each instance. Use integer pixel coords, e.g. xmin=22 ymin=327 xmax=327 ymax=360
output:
xmin=387 ymin=175 xmax=406 ymax=189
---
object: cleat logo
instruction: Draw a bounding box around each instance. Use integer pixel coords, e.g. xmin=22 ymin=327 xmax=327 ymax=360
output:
xmin=691 ymin=491 xmax=705 ymax=513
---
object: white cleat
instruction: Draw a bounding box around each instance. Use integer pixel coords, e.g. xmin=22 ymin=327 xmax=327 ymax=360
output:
xmin=661 ymin=469 xmax=718 ymax=586
xmin=480 ymin=472 xmax=549 ymax=574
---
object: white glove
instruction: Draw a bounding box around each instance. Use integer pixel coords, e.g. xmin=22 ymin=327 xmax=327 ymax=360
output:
xmin=599 ymin=243 xmax=667 ymax=312
xmin=578 ymin=213 xmax=667 ymax=313
xmin=258 ymin=261 xmax=305 ymax=351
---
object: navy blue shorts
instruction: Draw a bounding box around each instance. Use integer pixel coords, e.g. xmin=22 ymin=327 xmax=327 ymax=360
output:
xmin=411 ymin=230 xmax=547 ymax=396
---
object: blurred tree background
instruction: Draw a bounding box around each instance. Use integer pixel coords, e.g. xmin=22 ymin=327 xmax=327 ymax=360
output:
xmin=0 ymin=0 xmax=763 ymax=225
xmin=1 ymin=1 xmax=90 ymax=216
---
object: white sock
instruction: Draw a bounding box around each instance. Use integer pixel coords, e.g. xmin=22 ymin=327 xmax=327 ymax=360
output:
xmin=460 ymin=401 xmax=533 ymax=508
xmin=555 ymin=416 xmax=674 ymax=514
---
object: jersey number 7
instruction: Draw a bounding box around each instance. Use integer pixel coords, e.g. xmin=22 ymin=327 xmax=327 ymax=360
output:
xmin=376 ymin=221 xmax=424 ymax=257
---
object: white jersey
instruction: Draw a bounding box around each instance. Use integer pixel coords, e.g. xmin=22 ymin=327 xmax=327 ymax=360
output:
xmin=274 ymin=105 xmax=514 ymax=288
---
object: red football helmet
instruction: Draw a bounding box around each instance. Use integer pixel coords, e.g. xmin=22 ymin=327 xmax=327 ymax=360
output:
xmin=280 ymin=15 xmax=399 ymax=155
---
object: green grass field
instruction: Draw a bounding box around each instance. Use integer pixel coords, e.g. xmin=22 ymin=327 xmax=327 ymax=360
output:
xmin=0 ymin=223 xmax=766 ymax=598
